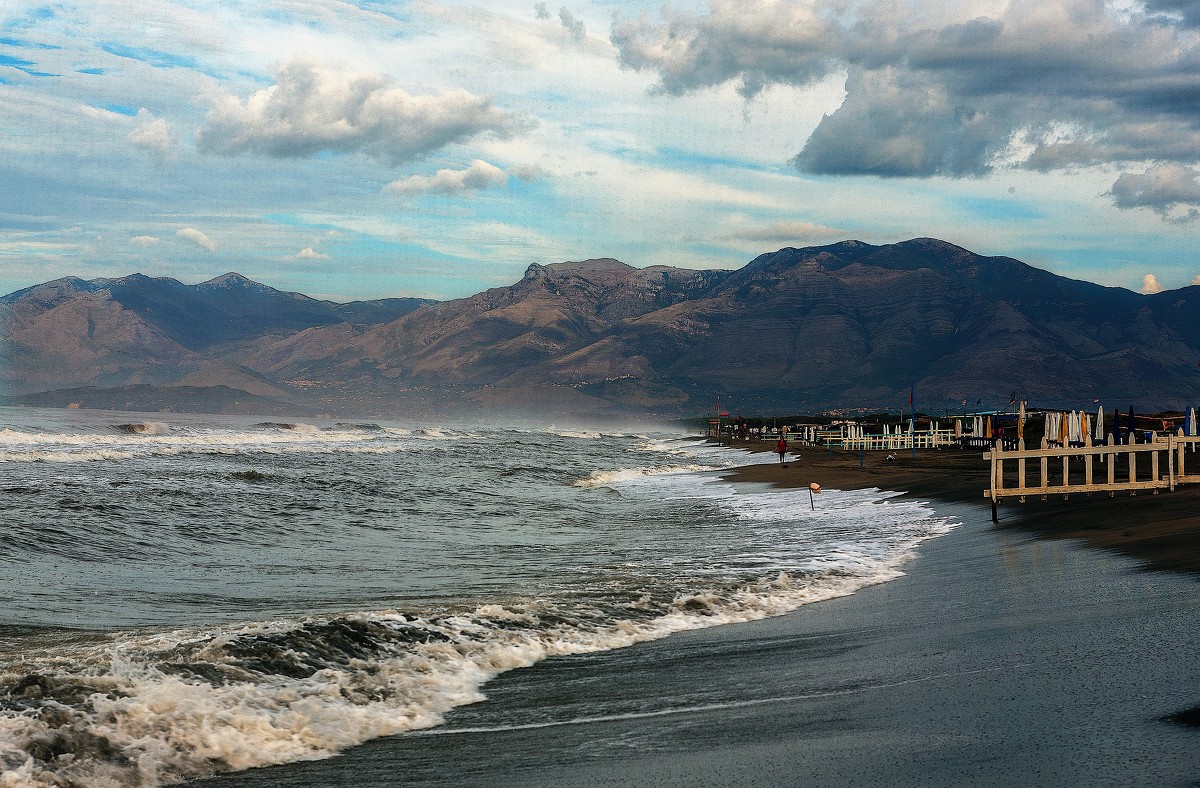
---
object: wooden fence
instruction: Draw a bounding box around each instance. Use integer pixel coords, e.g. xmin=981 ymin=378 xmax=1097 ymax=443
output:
xmin=839 ymin=429 xmax=956 ymax=450
xmin=983 ymin=432 xmax=1200 ymax=519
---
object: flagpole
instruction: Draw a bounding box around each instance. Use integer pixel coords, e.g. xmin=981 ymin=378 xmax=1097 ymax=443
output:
xmin=910 ymin=383 xmax=916 ymax=459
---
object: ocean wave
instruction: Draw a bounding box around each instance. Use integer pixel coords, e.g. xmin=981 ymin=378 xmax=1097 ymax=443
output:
xmin=113 ymin=422 xmax=171 ymax=436
xmin=545 ymin=428 xmax=603 ymax=440
xmin=0 ymin=507 xmax=953 ymax=788
xmin=574 ymin=464 xmax=716 ymax=489
xmin=0 ymin=425 xmax=418 ymax=464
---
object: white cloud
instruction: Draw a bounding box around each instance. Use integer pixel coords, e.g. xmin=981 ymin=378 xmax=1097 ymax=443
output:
xmin=385 ymin=160 xmax=508 ymax=196
xmin=295 ymin=246 xmax=330 ymax=260
xmin=1108 ymin=164 xmax=1200 ymax=222
xmin=129 ymin=235 xmax=161 ymax=247
xmin=1192 ymin=274 xmax=1200 ymax=286
xmin=126 ymin=108 xmax=175 ymax=164
xmin=1141 ymin=273 xmax=1165 ymax=294
xmin=176 ymin=227 xmax=216 ymax=252
xmin=196 ymin=58 xmax=517 ymax=165
xmin=723 ymin=220 xmax=846 ymax=247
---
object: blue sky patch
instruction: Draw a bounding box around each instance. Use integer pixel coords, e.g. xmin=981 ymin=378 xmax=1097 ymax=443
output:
xmin=98 ymin=42 xmax=198 ymax=70
xmin=958 ymin=197 xmax=1047 ymax=222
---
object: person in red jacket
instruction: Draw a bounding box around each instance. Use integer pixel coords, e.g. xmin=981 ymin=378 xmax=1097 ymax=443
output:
xmin=775 ymin=437 xmax=788 ymax=465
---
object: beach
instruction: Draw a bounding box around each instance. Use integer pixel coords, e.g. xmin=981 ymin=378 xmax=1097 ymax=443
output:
xmin=723 ymin=438 xmax=1200 ymax=574
xmin=188 ymin=441 xmax=1200 ymax=787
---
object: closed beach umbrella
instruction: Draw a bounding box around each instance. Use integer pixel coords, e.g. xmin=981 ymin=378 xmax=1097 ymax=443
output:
xmin=1058 ymin=411 xmax=1069 ymax=445
xmin=1187 ymin=406 xmax=1195 ymax=436
xmin=1095 ymin=405 xmax=1104 ymax=442
xmin=1128 ymin=406 xmax=1136 ymax=443
xmin=1017 ymin=402 xmax=1024 ymax=439
xmin=985 ymin=415 xmax=993 ymax=438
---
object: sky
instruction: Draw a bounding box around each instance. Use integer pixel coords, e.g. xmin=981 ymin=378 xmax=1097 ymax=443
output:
xmin=1 ymin=0 xmax=1199 ymax=301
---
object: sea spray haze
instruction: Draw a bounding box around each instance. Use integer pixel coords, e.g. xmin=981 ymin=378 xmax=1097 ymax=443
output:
xmin=0 ymin=407 xmax=956 ymax=786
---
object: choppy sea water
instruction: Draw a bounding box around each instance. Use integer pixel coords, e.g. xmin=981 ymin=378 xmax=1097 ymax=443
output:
xmin=0 ymin=407 xmax=957 ymax=787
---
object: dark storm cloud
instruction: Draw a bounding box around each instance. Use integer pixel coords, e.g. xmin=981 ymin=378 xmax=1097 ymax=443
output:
xmin=612 ymin=0 xmax=1200 ymax=200
xmin=1143 ymin=0 xmax=1200 ymax=27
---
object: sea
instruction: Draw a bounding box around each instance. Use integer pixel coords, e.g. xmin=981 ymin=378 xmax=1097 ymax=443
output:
xmin=0 ymin=406 xmax=957 ymax=787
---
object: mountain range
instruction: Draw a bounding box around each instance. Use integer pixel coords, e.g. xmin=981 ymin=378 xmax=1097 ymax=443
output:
xmin=3 ymin=239 xmax=1199 ymax=417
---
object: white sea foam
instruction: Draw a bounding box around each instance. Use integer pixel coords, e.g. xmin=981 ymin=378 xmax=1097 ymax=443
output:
xmin=0 ymin=487 xmax=954 ymax=788
xmin=545 ymin=428 xmax=603 ymax=440
xmin=0 ymin=424 xmax=421 ymax=464
xmin=575 ymin=464 xmax=717 ymax=489
xmin=0 ymin=424 xmax=959 ymax=787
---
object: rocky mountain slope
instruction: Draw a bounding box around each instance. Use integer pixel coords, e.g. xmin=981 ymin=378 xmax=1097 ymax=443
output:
xmin=0 ymin=273 xmax=430 ymax=399
xmin=4 ymin=240 xmax=1199 ymax=416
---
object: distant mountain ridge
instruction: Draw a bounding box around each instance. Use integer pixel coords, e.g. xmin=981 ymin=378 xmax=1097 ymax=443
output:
xmin=0 ymin=272 xmax=432 ymax=401
xmin=3 ymin=239 xmax=1199 ymax=416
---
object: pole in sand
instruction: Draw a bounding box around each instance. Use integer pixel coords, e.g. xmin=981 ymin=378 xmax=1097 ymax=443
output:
xmin=808 ymin=482 xmax=822 ymax=510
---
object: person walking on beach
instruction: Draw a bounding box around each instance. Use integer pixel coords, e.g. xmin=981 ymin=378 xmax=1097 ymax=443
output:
xmin=775 ymin=436 xmax=788 ymax=465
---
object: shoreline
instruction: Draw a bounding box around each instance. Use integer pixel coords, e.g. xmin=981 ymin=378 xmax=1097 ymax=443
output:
xmin=190 ymin=479 xmax=1200 ymax=787
xmin=714 ymin=437 xmax=1200 ymax=575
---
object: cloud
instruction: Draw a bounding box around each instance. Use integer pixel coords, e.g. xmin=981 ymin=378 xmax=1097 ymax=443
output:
xmin=384 ymin=159 xmax=508 ymax=196
xmin=1144 ymin=0 xmax=1200 ymax=27
xmin=295 ymin=247 xmax=330 ymax=260
xmin=558 ymin=8 xmax=586 ymax=41
xmin=126 ymin=109 xmax=175 ymax=164
xmin=1108 ymin=164 xmax=1200 ymax=221
xmin=612 ymin=1 xmax=1200 ymax=188
xmin=196 ymin=58 xmax=517 ymax=165
xmin=1192 ymin=274 xmax=1200 ymax=286
xmin=724 ymin=220 xmax=845 ymax=245
xmin=612 ymin=1 xmax=835 ymax=99
xmin=176 ymin=227 xmax=216 ymax=252
xmin=129 ymin=235 xmax=160 ymax=247
xmin=1141 ymin=273 xmax=1165 ymax=294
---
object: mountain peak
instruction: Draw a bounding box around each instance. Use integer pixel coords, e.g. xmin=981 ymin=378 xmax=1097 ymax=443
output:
xmin=201 ymin=272 xmax=255 ymax=287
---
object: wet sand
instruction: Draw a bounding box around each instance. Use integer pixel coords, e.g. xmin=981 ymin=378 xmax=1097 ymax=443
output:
xmin=191 ymin=440 xmax=1200 ymax=787
xmin=721 ymin=438 xmax=1200 ymax=575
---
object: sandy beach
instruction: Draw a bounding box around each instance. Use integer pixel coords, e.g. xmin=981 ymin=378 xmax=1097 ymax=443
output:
xmin=721 ymin=437 xmax=1200 ymax=575
xmin=188 ymin=439 xmax=1200 ymax=788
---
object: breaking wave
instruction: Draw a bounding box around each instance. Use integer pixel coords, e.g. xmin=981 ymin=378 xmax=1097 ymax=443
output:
xmin=0 ymin=492 xmax=954 ymax=788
